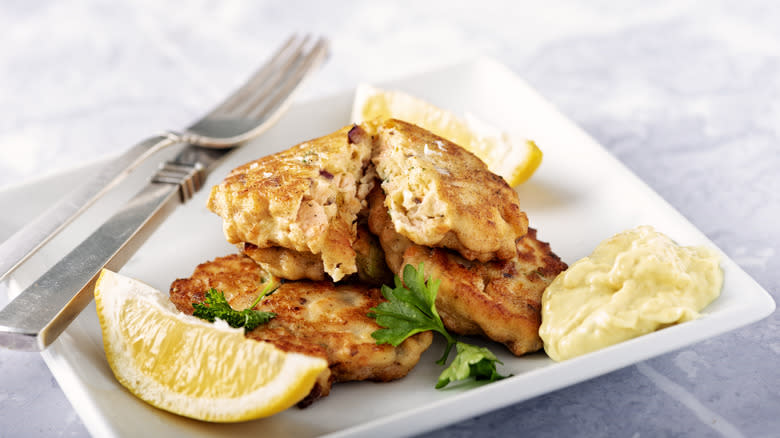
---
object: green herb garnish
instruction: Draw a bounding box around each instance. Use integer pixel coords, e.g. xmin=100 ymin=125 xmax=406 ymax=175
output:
xmin=192 ymin=281 xmax=278 ymax=332
xmin=368 ymin=263 xmax=455 ymax=364
xmin=436 ymin=342 xmax=506 ymax=389
xmin=368 ymin=263 xmax=507 ymax=388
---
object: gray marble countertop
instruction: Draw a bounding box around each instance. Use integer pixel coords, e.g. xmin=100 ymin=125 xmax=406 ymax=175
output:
xmin=1 ymin=1 xmax=778 ymax=437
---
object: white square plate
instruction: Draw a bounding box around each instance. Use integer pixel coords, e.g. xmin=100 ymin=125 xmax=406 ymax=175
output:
xmin=14 ymin=57 xmax=774 ymax=437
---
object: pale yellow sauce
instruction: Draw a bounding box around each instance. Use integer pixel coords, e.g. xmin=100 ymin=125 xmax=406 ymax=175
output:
xmin=539 ymin=226 xmax=723 ymax=361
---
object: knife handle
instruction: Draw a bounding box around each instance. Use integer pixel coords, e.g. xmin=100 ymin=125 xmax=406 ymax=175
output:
xmin=0 ymin=161 xmax=202 ymax=351
xmin=0 ymin=134 xmax=178 ymax=283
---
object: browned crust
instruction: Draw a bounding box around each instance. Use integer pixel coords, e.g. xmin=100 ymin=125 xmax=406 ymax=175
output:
xmin=169 ymin=253 xmax=432 ymax=406
xmin=402 ymin=228 xmax=567 ymax=356
xmin=240 ymin=224 xmax=393 ymax=285
xmin=241 ymin=243 xmax=327 ymax=281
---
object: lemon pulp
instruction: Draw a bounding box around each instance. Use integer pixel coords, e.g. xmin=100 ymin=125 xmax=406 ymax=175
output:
xmin=94 ymin=269 xmax=327 ymax=422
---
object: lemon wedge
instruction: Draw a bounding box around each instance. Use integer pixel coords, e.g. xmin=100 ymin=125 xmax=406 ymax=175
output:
xmin=351 ymin=84 xmax=542 ymax=186
xmin=94 ymin=269 xmax=328 ymax=422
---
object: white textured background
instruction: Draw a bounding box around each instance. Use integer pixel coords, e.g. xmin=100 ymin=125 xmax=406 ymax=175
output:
xmin=1 ymin=1 xmax=778 ymax=437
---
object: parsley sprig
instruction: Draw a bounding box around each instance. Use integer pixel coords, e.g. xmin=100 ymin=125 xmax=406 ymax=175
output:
xmin=436 ymin=342 xmax=505 ymax=389
xmin=368 ymin=263 xmax=507 ymax=388
xmin=192 ymin=281 xmax=279 ymax=332
xmin=368 ymin=263 xmax=455 ymax=364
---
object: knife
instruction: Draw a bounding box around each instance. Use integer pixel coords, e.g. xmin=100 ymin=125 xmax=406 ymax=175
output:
xmin=0 ymin=145 xmax=228 ymax=351
xmin=0 ymin=135 xmax=178 ymax=284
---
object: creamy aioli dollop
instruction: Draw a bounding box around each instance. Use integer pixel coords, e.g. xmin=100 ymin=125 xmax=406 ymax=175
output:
xmin=539 ymin=226 xmax=723 ymax=361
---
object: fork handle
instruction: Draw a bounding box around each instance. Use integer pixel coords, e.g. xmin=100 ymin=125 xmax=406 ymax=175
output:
xmin=0 ymin=163 xmax=199 ymax=351
xmin=0 ymin=134 xmax=177 ymax=282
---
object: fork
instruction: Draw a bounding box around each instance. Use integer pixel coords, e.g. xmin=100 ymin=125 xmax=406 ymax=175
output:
xmin=0 ymin=34 xmax=329 ymax=282
xmin=0 ymin=35 xmax=328 ymax=351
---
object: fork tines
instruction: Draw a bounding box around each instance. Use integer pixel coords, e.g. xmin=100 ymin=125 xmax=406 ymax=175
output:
xmin=211 ymin=35 xmax=329 ymax=121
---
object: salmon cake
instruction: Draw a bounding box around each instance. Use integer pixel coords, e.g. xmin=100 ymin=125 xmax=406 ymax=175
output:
xmin=402 ymin=229 xmax=567 ymax=356
xmin=207 ymin=125 xmax=376 ymax=281
xmin=240 ymin=225 xmax=392 ymax=285
xmin=169 ymin=254 xmax=432 ymax=406
xmin=370 ymin=119 xmax=528 ymax=262
xmin=369 ymin=186 xmax=566 ymax=355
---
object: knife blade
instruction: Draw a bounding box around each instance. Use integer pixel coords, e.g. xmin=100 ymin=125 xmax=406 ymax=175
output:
xmin=0 ymin=135 xmax=177 ymax=283
xmin=0 ymin=144 xmax=230 ymax=351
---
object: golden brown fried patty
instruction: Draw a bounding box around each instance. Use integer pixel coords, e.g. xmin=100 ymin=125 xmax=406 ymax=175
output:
xmin=402 ymin=229 xmax=567 ymax=356
xmin=369 ymin=186 xmax=566 ymax=355
xmin=207 ymin=125 xmax=375 ymax=281
xmin=370 ymin=119 xmax=528 ymax=262
xmin=169 ymin=254 xmax=432 ymax=406
xmin=240 ymin=225 xmax=392 ymax=285
xmin=240 ymin=243 xmax=329 ymax=281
